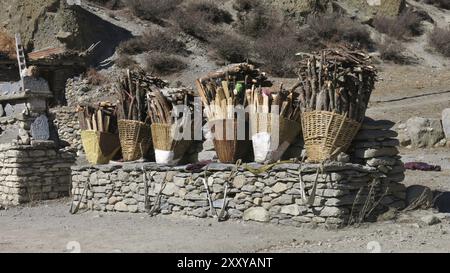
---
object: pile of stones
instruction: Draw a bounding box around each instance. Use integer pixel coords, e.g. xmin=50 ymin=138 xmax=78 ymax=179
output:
xmin=50 ymin=106 xmax=82 ymax=153
xmin=349 ymin=118 xmax=406 ymax=210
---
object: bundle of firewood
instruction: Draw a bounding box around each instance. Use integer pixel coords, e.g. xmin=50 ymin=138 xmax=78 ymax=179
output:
xmin=115 ymin=69 xmax=168 ymax=123
xmin=160 ymin=88 xmax=196 ymax=107
xmin=77 ymin=102 xmax=118 ymax=134
xmin=247 ymin=85 xmax=301 ymax=122
xmin=295 ymin=46 xmax=377 ymax=122
xmin=196 ymin=63 xmax=272 ymax=120
xmin=147 ymin=88 xmax=195 ymax=124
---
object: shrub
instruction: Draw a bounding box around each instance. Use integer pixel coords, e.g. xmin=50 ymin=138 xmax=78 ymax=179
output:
xmin=173 ymin=0 xmax=233 ymax=40
xmin=429 ymin=27 xmax=450 ymax=57
xmin=236 ymin=4 xmax=279 ymax=38
xmin=233 ymin=0 xmax=259 ymax=12
xmin=117 ymin=29 xmax=188 ymax=56
xmin=255 ymin=29 xmax=299 ymax=77
xmin=116 ymin=54 xmax=138 ymax=69
xmin=172 ymin=9 xmax=214 ymax=41
xmin=184 ymin=0 xmax=233 ymax=24
xmin=373 ymin=9 xmax=423 ymax=40
xmin=424 ymin=0 xmax=450 ymax=9
xmin=125 ymin=0 xmax=183 ymax=23
xmin=85 ymin=68 xmax=107 ymax=85
xmin=378 ymin=38 xmax=410 ymax=64
xmin=306 ymin=13 xmax=373 ymax=49
xmin=145 ymin=53 xmax=187 ymax=75
xmin=306 ymin=13 xmax=340 ymax=41
xmin=211 ymin=34 xmax=251 ymax=63
xmin=117 ymin=37 xmax=146 ymax=55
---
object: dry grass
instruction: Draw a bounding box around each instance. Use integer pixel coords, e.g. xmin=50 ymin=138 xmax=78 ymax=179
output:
xmin=145 ymin=53 xmax=187 ymax=76
xmin=255 ymin=27 xmax=299 ymax=77
xmin=117 ymin=29 xmax=188 ymax=56
xmin=236 ymin=3 xmax=280 ymax=38
xmin=429 ymin=27 xmax=450 ymax=57
xmin=211 ymin=33 xmax=251 ymax=63
xmin=373 ymin=9 xmax=423 ymax=40
xmin=0 ymin=30 xmax=16 ymax=59
xmin=173 ymin=0 xmax=232 ymax=41
xmin=85 ymin=68 xmax=107 ymax=85
xmin=306 ymin=13 xmax=373 ymax=49
xmin=378 ymin=37 xmax=410 ymax=64
xmin=233 ymin=0 xmax=260 ymax=12
xmin=115 ymin=54 xmax=138 ymax=69
xmin=125 ymin=0 xmax=183 ymax=24
xmin=184 ymin=0 xmax=232 ymax=24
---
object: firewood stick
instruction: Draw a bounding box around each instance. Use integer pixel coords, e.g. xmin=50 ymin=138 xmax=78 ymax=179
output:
xmin=327 ymin=81 xmax=334 ymax=111
xmin=92 ymin=114 xmax=97 ymax=131
xmin=221 ymin=80 xmax=231 ymax=99
xmin=136 ymin=83 xmax=142 ymax=122
xmin=221 ymin=99 xmax=227 ymax=119
xmin=227 ymin=98 xmax=233 ymax=119
xmin=78 ymin=110 xmax=86 ymax=130
xmin=105 ymin=115 xmax=111 ymax=133
xmin=97 ymin=110 xmax=104 ymax=132
xmin=195 ymin=79 xmax=209 ymax=106
xmin=316 ymin=90 xmax=326 ymax=111
xmin=262 ymin=94 xmax=269 ymax=114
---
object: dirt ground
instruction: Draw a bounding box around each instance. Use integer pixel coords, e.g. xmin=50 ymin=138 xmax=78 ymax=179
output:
xmin=0 ymin=193 xmax=449 ymax=253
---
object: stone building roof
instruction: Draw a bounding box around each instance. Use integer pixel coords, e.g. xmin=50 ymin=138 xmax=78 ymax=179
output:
xmin=0 ymin=76 xmax=52 ymax=102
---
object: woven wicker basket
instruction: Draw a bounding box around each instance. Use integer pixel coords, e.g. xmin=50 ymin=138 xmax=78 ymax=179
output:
xmin=250 ymin=113 xmax=301 ymax=163
xmin=151 ymin=123 xmax=191 ymax=165
xmin=210 ymin=119 xmax=252 ymax=164
xmin=301 ymin=111 xmax=361 ymax=163
xmin=118 ymin=119 xmax=152 ymax=161
xmin=81 ymin=130 xmax=121 ymax=165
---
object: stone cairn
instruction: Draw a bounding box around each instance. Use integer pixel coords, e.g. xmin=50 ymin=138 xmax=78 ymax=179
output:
xmin=349 ymin=118 xmax=406 ymax=210
xmin=0 ymin=140 xmax=75 ymax=207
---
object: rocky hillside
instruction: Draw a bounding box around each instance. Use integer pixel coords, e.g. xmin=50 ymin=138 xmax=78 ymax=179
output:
xmin=0 ymin=0 xmax=449 ymax=103
xmin=0 ymin=0 xmax=131 ymax=62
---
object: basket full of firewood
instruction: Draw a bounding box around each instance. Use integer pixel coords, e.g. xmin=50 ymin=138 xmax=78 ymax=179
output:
xmin=77 ymin=102 xmax=120 ymax=165
xmin=116 ymin=69 xmax=168 ymax=161
xmin=209 ymin=118 xmax=251 ymax=164
xmin=248 ymin=86 xmax=301 ymax=163
xmin=148 ymin=88 xmax=194 ymax=165
xmin=296 ymin=46 xmax=377 ymax=162
xmin=196 ymin=63 xmax=271 ymax=163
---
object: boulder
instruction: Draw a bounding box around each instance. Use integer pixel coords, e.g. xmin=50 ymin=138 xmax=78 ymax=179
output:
xmin=243 ymin=207 xmax=270 ymax=222
xmin=406 ymin=117 xmax=445 ymax=148
xmin=421 ymin=215 xmax=441 ymax=226
xmin=442 ymin=108 xmax=450 ymax=139
xmin=337 ymin=0 xmax=405 ymax=22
